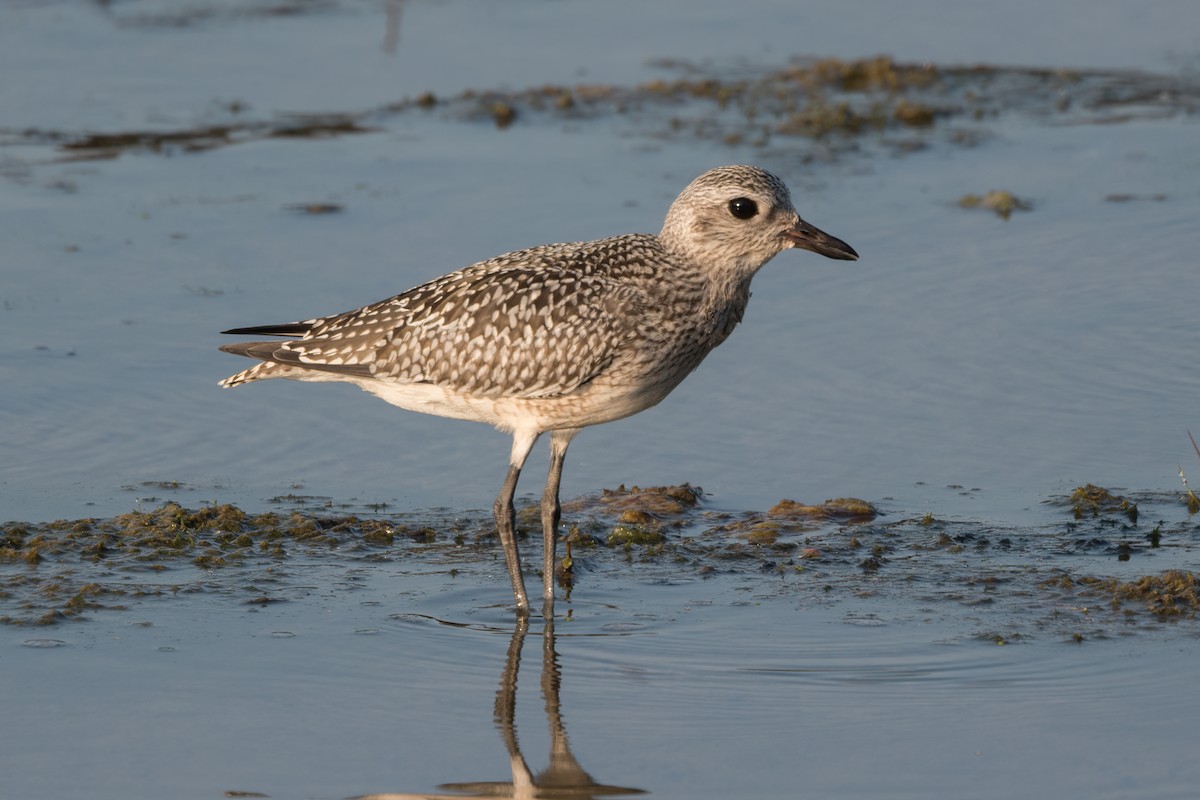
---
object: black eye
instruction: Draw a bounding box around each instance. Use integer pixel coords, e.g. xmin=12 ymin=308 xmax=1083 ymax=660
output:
xmin=728 ymin=197 xmax=758 ymax=220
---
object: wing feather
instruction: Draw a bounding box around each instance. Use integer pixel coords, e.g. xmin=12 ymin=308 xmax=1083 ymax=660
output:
xmin=220 ymin=235 xmax=660 ymax=397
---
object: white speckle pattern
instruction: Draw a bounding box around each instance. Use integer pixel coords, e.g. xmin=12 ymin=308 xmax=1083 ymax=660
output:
xmin=218 ymin=165 xmax=857 ymax=613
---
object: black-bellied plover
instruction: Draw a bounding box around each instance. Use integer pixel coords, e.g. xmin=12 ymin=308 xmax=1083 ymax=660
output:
xmin=219 ymin=165 xmax=858 ymax=616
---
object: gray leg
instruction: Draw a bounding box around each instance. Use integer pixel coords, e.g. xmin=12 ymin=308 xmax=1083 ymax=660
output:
xmin=540 ymin=428 xmax=578 ymax=615
xmin=496 ymin=430 xmax=539 ymax=615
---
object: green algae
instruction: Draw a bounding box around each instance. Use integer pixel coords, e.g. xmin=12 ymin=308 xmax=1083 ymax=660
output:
xmin=796 ymin=55 xmax=940 ymax=93
xmin=767 ymin=497 xmax=877 ymax=522
xmin=957 ymin=190 xmax=1032 ymax=220
xmin=1068 ymin=484 xmax=1138 ymax=523
xmin=1043 ymin=570 xmax=1200 ymax=618
xmin=606 ymin=525 xmax=667 ymax=547
xmin=0 ymin=501 xmax=413 ymax=625
xmin=591 ymin=483 xmax=703 ymax=515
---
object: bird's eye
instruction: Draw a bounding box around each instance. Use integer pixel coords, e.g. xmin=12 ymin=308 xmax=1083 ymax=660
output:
xmin=728 ymin=197 xmax=758 ymax=220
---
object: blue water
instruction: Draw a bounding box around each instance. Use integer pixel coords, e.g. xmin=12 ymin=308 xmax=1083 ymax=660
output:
xmin=2 ymin=2 xmax=1200 ymax=798
xmin=2 ymin=0 xmax=1199 ymax=524
xmin=5 ymin=564 xmax=1200 ymax=800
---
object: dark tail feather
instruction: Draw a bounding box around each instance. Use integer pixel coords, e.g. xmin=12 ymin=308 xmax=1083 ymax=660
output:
xmin=219 ymin=341 xmax=287 ymax=359
xmin=218 ymin=341 xmax=373 ymax=378
xmin=221 ymin=322 xmax=313 ymax=337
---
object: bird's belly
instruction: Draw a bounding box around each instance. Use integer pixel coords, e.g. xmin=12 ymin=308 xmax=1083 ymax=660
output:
xmin=347 ymin=375 xmax=674 ymax=434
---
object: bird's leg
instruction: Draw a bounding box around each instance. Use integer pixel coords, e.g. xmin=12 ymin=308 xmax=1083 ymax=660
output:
xmin=540 ymin=428 xmax=578 ymax=617
xmin=494 ymin=467 xmax=527 ymax=614
xmin=496 ymin=430 xmax=539 ymax=616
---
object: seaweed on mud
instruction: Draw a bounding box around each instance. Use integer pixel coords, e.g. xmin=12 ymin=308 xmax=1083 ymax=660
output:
xmin=3 ymin=482 xmax=1199 ymax=642
xmin=1042 ymin=570 xmax=1200 ymax=618
xmin=1065 ymin=484 xmax=1139 ymax=523
xmin=10 ymin=56 xmax=1197 ymax=165
xmin=0 ymin=502 xmax=415 ymax=625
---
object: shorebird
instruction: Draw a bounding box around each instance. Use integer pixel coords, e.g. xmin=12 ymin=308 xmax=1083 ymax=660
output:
xmin=219 ymin=165 xmax=857 ymax=616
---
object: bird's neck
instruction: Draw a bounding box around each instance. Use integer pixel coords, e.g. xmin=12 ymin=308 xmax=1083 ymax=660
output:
xmin=700 ymin=270 xmax=755 ymax=342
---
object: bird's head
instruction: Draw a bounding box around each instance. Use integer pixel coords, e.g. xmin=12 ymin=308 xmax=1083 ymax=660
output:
xmin=660 ymin=165 xmax=858 ymax=278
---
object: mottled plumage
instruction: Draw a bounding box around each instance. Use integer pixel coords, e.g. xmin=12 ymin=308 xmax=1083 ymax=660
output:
xmin=220 ymin=165 xmax=858 ymax=615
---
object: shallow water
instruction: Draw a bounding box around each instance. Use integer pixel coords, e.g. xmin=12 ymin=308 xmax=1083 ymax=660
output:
xmin=3 ymin=1 xmax=1200 ymax=798
xmin=3 ymin=0 xmax=1200 ymax=524
xmin=5 ymin=554 xmax=1200 ymax=800
xmin=4 ymin=485 xmax=1199 ymax=799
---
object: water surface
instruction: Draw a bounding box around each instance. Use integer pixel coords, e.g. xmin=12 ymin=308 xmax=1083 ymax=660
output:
xmin=2 ymin=2 xmax=1200 ymax=798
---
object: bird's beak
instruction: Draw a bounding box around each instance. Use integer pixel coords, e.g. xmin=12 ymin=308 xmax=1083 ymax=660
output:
xmin=784 ymin=219 xmax=859 ymax=261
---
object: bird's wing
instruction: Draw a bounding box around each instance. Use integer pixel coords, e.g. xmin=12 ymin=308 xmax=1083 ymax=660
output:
xmin=226 ymin=241 xmax=648 ymax=398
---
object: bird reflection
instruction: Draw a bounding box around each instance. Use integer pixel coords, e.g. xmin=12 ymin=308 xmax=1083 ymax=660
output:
xmin=358 ymin=617 xmax=644 ymax=799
